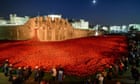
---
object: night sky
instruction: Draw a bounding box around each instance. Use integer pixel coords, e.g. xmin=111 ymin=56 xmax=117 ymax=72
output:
xmin=0 ymin=0 xmax=140 ymax=25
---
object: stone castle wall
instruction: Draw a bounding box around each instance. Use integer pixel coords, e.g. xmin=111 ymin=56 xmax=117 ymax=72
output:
xmin=0 ymin=16 xmax=94 ymax=41
xmin=0 ymin=26 xmax=34 ymax=40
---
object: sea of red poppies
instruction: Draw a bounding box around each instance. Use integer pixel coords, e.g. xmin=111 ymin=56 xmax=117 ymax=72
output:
xmin=0 ymin=35 xmax=128 ymax=77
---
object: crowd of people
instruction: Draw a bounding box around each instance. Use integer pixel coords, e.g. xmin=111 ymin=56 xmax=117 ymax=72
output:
xmin=0 ymin=61 xmax=65 ymax=84
xmin=128 ymin=39 xmax=140 ymax=84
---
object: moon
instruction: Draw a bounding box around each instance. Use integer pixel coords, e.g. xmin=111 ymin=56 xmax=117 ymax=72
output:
xmin=92 ymin=0 xmax=96 ymax=4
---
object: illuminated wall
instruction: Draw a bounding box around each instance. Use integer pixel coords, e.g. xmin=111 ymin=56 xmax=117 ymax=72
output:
xmin=0 ymin=26 xmax=34 ymax=40
xmin=34 ymin=17 xmax=93 ymax=41
xmin=129 ymin=24 xmax=140 ymax=31
xmin=109 ymin=25 xmax=128 ymax=33
xmin=0 ymin=16 xmax=94 ymax=41
xmin=0 ymin=14 xmax=29 ymax=25
xmin=71 ymin=19 xmax=89 ymax=29
xmin=9 ymin=14 xmax=29 ymax=25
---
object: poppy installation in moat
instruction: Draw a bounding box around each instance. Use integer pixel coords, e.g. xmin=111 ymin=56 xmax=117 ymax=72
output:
xmin=0 ymin=36 xmax=128 ymax=77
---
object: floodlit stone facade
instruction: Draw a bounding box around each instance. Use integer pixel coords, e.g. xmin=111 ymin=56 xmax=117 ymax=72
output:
xmin=0 ymin=14 xmax=29 ymax=25
xmin=71 ymin=19 xmax=89 ymax=29
xmin=9 ymin=14 xmax=29 ymax=25
xmin=0 ymin=16 xmax=94 ymax=41
xmin=129 ymin=24 xmax=140 ymax=31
